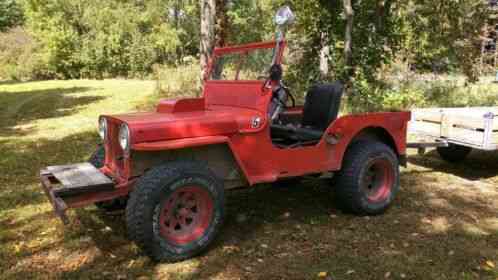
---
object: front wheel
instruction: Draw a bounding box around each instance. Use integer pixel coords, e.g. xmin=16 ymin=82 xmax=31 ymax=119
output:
xmin=125 ymin=161 xmax=225 ymax=262
xmin=334 ymin=141 xmax=400 ymax=215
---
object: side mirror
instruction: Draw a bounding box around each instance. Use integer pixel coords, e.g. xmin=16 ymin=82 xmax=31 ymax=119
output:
xmin=274 ymin=6 xmax=295 ymax=28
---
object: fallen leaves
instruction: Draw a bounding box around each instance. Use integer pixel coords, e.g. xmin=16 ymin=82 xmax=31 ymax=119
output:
xmin=481 ymin=260 xmax=496 ymax=271
xmin=222 ymin=245 xmax=240 ymax=254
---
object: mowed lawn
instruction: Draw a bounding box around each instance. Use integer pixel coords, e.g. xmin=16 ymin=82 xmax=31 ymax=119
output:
xmin=0 ymin=79 xmax=497 ymax=279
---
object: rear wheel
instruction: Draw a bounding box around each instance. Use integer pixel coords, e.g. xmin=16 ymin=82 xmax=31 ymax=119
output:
xmin=436 ymin=144 xmax=472 ymax=162
xmin=334 ymin=141 xmax=400 ymax=215
xmin=126 ymin=161 xmax=224 ymax=262
xmin=88 ymin=145 xmax=127 ymax=211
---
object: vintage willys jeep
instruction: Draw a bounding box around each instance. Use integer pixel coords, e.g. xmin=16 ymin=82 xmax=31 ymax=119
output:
xmin=39 ymin=7 xmax=410 ymax=262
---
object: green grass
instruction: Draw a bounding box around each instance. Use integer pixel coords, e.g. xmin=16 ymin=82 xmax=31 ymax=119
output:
xmin=0 ymin=79 xmax=497 ymax=279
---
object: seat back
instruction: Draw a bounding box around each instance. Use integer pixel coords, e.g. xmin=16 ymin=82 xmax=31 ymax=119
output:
xmin=301 ymin=82 xmax=344 ymax=131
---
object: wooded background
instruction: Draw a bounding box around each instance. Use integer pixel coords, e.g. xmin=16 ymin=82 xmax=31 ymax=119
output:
xmin=0 ymin=0 xmax=493 ymax=109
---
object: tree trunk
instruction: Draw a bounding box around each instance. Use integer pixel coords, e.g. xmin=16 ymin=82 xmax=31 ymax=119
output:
xmin=200 ymin=0 xmax=216 ymax=81
xmin=319 ymin=32 xmax=330 ymax=78
xmin=343 ymin=0 xmax=355 ymax=110
xmin=343 ymin=0 xmax=354 ymax=79
xmin=376 ymin=0 xmax=385 ymax=32
xmin=215 ymin=0 xmax=228 ymax=48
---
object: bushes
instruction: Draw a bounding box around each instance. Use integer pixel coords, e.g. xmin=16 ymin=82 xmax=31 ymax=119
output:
xmin=137 ymin=61 xmax=200 ymax=110
xmin=153 ymin=61 xmax=200 ymax=97
xmin=356 ymin=74 xmax=498 ymax=113
xmin=0 ymin=27 xmax=50 ymax=80
xmin=0 ymin=0 xmax=23 ymax=32
xmin=19 ymin=0 xmax=181 ymax=79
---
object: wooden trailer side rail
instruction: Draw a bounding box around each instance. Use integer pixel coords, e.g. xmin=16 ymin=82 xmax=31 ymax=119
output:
xmin=409 ymin=107 xmax=498 ymax=151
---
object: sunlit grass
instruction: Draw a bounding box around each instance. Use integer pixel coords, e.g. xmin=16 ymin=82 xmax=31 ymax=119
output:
xmin=0 ymin=78 xmax=496 ymax=279
xmin=0 ymin=79 xmax=156 ymax=141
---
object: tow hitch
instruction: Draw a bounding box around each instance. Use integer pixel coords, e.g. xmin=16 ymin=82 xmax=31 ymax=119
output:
xmin=407 ymin=139 xmax=449 ymax=155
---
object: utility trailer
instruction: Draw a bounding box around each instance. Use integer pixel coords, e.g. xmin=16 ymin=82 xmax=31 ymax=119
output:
xmin=408 ymin=107 xmax=498 ymax=161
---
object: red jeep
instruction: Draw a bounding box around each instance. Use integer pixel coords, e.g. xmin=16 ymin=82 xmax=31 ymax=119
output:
xmin=40 ymin=7 xmax=410 ymax=262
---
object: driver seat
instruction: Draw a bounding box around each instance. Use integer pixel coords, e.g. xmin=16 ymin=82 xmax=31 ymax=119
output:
xmin=271 ymin=82 xmax=344 ymax=143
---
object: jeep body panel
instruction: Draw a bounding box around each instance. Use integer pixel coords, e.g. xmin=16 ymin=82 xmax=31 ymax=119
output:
xmin=99 ymin=38 xmax=410 ymax=186
xmin=106 ymin=99 xmax=409 ymax=186
xmin=226 ymin=110 xmax=410 ymax=185
xmin=39 ymin=37 xmax=411 ymax=224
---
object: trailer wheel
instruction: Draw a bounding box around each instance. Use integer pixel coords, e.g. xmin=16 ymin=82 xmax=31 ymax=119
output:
xmin=126 ymin=161 xmax=224 ymax=262
xmin=334 ymin=141 xmax=400 ymax=215
xmin=88 ymin=145 xmax=128 ymax=211
xmin=436 ymin=144 xmax=471 ymax=162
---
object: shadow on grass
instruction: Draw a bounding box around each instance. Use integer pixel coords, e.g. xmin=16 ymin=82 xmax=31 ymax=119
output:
xmin=1 ymin=131 xmax=497 ymax=279
xmin=183 ymin=171 xmax=497 ymax=279
xmin=0 ymin=80 xmax=29 ymax=86
xmin=0 ymin=131 xmax=101 ymax=212
xmin=0 ymin=86 xmax=105 ymax=137
xmin=2 ymin=173 xmax=497 ymax=279
xmin=66 ymin=173 xmax=496 ymax=279
xmin=408 ymin=149 xmax=498 ymax=180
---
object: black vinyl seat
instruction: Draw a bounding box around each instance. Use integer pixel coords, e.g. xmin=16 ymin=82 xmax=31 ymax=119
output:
xmin=271 ymin=82 xmax=344 ymax=143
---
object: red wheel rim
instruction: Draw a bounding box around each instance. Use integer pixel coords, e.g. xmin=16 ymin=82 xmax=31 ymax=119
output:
xmin=158 ymin=186 xmax=214 ymax=245
xmin=361 ymin=158 xmax=394 ymax=203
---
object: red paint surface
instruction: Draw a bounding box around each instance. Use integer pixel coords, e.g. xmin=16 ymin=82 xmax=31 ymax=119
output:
xmin=98 ymin=39 xmax=410 ymax=190
xmin=158 ymin=185 xmax=214 ymax=245
xmin=364 ymin=158 xmax=394 ymax=202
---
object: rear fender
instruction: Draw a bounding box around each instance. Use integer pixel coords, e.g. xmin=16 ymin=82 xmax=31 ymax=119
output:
xmin=328 ymin=112 xmax=410 ymax=168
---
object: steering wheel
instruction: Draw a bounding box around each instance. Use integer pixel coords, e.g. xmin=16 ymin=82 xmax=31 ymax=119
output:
xmin=281 ymin=86 xmax=296 ymax=108
xmin=272 ymin=85 xmax=295 ymax=108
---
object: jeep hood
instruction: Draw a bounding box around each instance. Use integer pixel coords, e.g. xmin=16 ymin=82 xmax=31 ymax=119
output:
xmin=105 ymin=106 xmax=265 ymax=144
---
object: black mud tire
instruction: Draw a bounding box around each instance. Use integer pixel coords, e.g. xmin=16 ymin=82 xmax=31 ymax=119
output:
xmin=436 ymin=144 xmax=472 ymax=162
xmin=88 ymin=145 xmax=128 ymax=212
xmin=334 ymin=141 xmax=400 ymax=215
xmin=89 ymin=145 xmax=105 ymax=169
xmin=125 ymin=161 xmax=225 ymax=262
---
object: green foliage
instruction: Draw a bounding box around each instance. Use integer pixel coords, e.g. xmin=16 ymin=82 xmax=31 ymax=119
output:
xmin=225 ymin=0 xmax=274 ymax=44
xmin=21 ymin=0 xmax=182 ymax=79
xmin=268 ymin=0 xmax=403 ymax=110
xmin=400 ymin=1 xmax=489 ymax=81
xmin=0 ymin=27 xmax=48 ymax=80
xmin=151 ymin=61 xmax=200 ymax=104
xmin=1 ymin=0 xmax=493 ymax=118
xmin=0 ymin=0 xmax=23 ymax=32
xmin=366 ymin=74 xmax=498 ymax=112
xmin=276 ymin=1 xmax=489 ymax=111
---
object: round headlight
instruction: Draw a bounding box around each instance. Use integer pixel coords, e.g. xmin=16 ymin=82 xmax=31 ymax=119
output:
xmin=118 ymin=123 xmax=130 ymax=151
xmin=98 ymin=117 xmax=107 ymax=140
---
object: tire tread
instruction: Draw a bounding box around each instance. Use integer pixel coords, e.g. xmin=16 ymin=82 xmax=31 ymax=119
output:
xmin=125 ymin=160 xmax=224 ymax=262
xmin=334 ymin=140 xmax=399 ymax=215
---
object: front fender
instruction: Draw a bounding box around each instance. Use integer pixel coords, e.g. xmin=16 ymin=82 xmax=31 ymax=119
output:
xmin=132 ymin=135 xmax=229 ymax=151
xmin=131 ymin=136 xmax=251 ymax=188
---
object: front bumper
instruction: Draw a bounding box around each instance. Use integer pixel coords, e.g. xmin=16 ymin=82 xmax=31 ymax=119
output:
xmin=40 ymin=163 xmax=115 ymax=224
